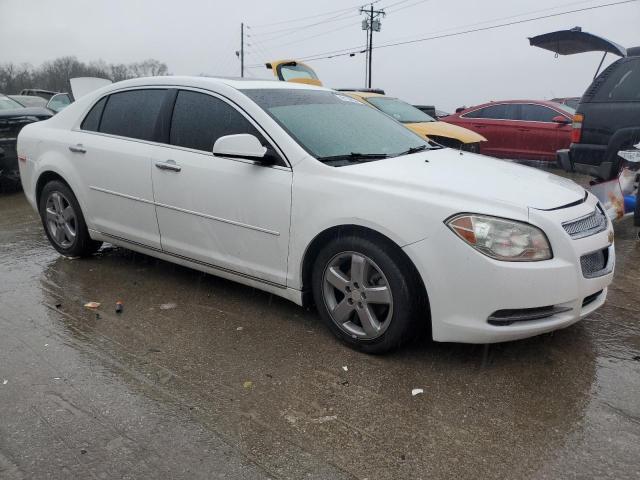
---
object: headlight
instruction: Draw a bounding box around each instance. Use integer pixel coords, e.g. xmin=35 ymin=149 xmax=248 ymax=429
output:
xmin=446 ymin=214 xmax=552 ymax=261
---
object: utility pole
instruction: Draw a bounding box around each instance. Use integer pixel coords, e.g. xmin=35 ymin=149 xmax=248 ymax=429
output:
xmin=360 ymin=3 xmax=385 ymax=88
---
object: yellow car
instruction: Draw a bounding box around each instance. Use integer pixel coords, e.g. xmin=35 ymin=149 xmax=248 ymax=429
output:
xmin=343 ymin=91 xmax=486 ymax=152
xmin=265 ymin=60 xmax=486 ymax=151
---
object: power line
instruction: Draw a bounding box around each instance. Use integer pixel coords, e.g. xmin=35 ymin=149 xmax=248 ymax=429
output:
xmin=380 ymin=0 xmax=600 ymax=44
xmin=249 ymin=1 xmax=382 ymax=29
xmin=282 ymin=0 xmax=638 ymax=63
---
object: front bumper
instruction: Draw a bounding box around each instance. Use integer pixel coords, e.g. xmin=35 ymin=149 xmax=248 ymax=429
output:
xmin=403 ymin=194 xmax=615 ymax=344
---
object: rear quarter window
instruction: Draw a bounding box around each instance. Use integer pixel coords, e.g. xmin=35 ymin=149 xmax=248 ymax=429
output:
xmin=99 ymin=89 xmax=167 ymax=141
xmin=80 ymin=97 xmax=107 ymax=132
xmin=590 ymin=58 xmax=640 ymax=102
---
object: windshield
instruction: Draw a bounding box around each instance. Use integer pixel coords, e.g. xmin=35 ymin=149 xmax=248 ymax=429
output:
xmin=366 ymin=96 xmax=436 ymax=123
xmin=243 ymin=89 xmax=431 ymax=164
xmin=0 ymin=96 xmax=24 ymax=111
xmin=278 ymin=63 xmax=318 ymax=81
xmin=556 ymin=103 xmax=576 ymax=115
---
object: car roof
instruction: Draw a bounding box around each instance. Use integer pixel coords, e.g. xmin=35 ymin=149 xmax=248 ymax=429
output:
xmin=463 ymin=99 xmax=568 ymax=110
xmin=102 ymin=75 xmax=333 ymax=93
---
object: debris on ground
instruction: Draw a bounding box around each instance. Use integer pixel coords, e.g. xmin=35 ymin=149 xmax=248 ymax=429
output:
xmin=411 ymin=388 xmax=424 ymax=396
xmin=236 ymin=326 xmax=244 ymax=331
xmin=84 ymin=302 xmax=100 ymax=309
xmin=115 ymin=301 xmax=123 ymax=313
xmin=54 ymin=303 xmax=62 ymax=309
xmin=243 ymin=381 xmax=253 ymax=389
xmin=2 ymin=380 xmax=7 ymax=385
xmin=342 ymin=366 xmax=348 ymax=372
xmin=159 ymin=303 xmax=177 ymax=310
xmin=311 ymin=415 xmax=337 ymax=424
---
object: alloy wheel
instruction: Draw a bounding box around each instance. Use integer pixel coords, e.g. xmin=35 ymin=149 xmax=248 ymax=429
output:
xmin=322 ymin=251 xmax=394 ymax=340
xmin=45 ymin=191 xmax=77 ymax=249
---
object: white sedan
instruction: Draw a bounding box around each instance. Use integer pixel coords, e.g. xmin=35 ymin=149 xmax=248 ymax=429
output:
xmin=17 ymin=77 xmax=615 ymax=353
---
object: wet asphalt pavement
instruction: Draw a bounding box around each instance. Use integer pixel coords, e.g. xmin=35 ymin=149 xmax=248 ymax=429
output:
xmin=1 ymin=176 xmax=639 ymax=479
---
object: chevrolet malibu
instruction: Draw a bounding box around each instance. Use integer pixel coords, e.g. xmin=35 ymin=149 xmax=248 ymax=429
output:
xmin=17 ymin=77 xmax=615 ymax=353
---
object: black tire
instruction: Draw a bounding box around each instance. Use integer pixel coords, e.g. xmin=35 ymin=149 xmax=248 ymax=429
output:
xmin=311 ymin=234 xmax=425 ymax=354
xmin=38 ymin=180 xmax=102 ymax=257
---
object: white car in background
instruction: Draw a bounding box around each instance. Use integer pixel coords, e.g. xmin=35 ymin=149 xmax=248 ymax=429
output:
xmin=17 ymin=77 xmax=615 ymax=353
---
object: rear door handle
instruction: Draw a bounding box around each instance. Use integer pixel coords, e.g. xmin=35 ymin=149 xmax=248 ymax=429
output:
xmin=68 ymin=144 xmax=86 ymax=154
xmin=155 ymin=160 xmax=182 ymax=172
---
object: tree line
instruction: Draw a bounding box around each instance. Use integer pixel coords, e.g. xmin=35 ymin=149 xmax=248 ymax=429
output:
xmin=0 ymin=56 xmax=169 ymax=94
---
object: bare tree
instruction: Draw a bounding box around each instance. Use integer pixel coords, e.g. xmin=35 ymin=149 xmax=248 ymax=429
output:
xmin=0 ymin=56 xmax=169 ymax=93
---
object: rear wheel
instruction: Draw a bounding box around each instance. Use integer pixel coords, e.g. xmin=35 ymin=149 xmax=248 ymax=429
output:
xmin=38 ymin=180 xmax=102 ymax=257
xmin=311 ymin=235 xmax=424 ymax=354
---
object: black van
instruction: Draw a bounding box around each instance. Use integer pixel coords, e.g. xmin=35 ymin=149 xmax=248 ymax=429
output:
xmin=529 ymin=28 xmax=640 ymax=179
xmin=557 ymin=50 xmax=640 ymax=180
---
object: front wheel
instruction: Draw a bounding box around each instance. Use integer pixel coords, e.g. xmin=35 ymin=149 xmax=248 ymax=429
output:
xmin=311 ymin=235 xmax=424 ymax=354
xmin=39 ymin=180 xmax=102 ymax=257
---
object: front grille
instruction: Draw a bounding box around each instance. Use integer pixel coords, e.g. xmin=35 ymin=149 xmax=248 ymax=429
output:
xmin=582 ymin=290 xmax=603 ymax=308
xmin=580 ymin=248 xmax=610 ymax=278
xmin=562 ymin=207 xmax=607 ymax=239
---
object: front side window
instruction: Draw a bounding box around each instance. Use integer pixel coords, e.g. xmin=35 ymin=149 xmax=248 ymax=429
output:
xmin=169 ymin=90 xmax=263 ymax=152
xmin=519 ymin=104 xmax=559 ymax=122
xmin=243 ymin=89 xmax=431 ymax=163
xmin=47 ymin=93 xmax=72 ymax=113
xmin=366 ymin=97 xmax=436 ymax=123
xmin=99 ymin=89 xmax=166 ymax=141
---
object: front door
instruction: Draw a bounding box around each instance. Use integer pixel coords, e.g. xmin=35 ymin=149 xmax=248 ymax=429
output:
xmin=150 ymin=89 xmax=292 ymax=285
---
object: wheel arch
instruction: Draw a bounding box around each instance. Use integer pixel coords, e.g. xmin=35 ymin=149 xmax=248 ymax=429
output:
xmin=35 ymin=170 xmax=73 ymax=208
xmin=300 ymin=224 xmax=430 ymax=318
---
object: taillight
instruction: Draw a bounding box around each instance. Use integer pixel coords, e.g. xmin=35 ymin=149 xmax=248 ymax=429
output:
xmin=571 ymin=113 xmax=584 ymax=143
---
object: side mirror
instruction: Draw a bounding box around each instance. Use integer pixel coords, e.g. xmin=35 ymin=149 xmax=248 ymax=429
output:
xmin=552 ymin=115 xmax=571 ymax=125
xmin=213 ymin=134 xmax=268 ymax=161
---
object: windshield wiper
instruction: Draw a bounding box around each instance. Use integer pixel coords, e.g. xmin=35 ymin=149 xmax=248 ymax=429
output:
xmin=395 ymin=145 xmax=430 ymax=156
xmin=318 ymin=152 xmax=390 ymax=163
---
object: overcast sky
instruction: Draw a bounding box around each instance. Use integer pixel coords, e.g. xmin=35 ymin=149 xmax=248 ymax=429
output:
xmin=1 ymin=0 xmax=638 ymax=111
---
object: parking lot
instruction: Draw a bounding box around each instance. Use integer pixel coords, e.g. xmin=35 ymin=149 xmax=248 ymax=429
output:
xmin=0 ymin=168 xmax=638 ymax=480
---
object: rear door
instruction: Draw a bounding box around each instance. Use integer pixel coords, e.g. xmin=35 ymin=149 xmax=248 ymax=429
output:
xmin=72 ymin=88 xmax=166 ymax=249
xmin=516 ymin=104 xmax=572 ymax=160
xmin=460 ymin=104 xmax=520 ymax=157
xmin=149 ymin=89 xmax=292 ymax=285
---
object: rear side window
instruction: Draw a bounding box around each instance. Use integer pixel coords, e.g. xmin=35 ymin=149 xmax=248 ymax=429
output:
xmin=81 ymin=97 xmax=107 ymax=131
xmin=593 ymin=59 xmax=640 ymax=102
xmin=99 ymin=89 xmax=166 ymax=141
xmin=463 ymin=104 xmax=519 ymax=120
xmin=519 ymin=104 xmax=558 ymax=122
xmin=169 ymin=90 xmax=263 ymax=152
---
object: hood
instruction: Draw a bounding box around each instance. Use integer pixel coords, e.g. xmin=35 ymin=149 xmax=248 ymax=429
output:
xmin=70 ymin=77 xmax=112 ymax=100
xmin=0 ymin=107 xmax=53 ymax=119
xmin=405 ymin=121 xmax=487 ymax=144
xmin=344 ymin=148 xmax=585 ymax=211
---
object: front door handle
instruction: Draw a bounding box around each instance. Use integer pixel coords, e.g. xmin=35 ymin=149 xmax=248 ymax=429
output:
xmin=68 ymin=144 xmax=86 ymax=154
xmin=155 ymin=160 xmax=182 ymax=172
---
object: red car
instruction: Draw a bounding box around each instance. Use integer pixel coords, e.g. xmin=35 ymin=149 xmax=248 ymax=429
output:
xmin=441 ymin=100 xmax=574 ymax=161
